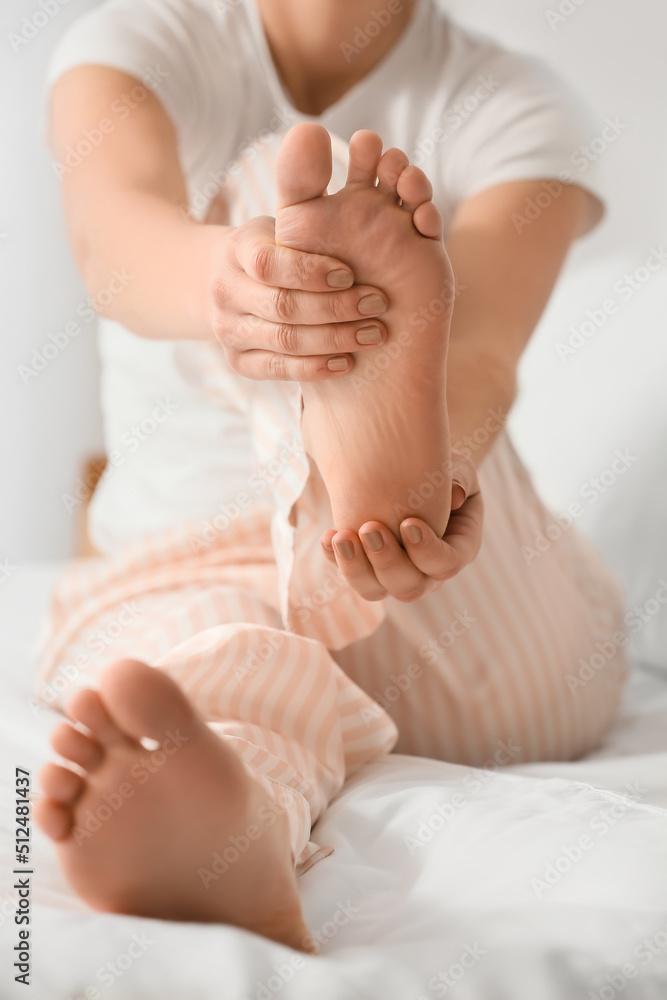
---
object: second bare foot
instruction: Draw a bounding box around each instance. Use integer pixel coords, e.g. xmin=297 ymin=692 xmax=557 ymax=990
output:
xmin=34 ymin=659 xmax=312 ymax=951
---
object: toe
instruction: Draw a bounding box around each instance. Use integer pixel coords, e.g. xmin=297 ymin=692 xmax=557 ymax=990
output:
xmin=376 ymin=147 xmax=409 ymax=198
xmin=275 ymin=123 xmax=333 ymax=210
xmin=346 ymin=130 xmax=384 ymax=186
xmin=33 ymin=798 xmax=73 ymax=842
xmin=100 ymin=659 xmax=197 ymax=746
xmin=39 ymin=762 xmax=84 ymax=804
xmin=397 ymin=164 xmax=433 ymax=212
xmin=66 ymin=687 xmax=128 ymax=748
xmin=413 ymin=201 xmax=444 ymax=240
xmin=51 ymin=721 xmax=104 ymax=772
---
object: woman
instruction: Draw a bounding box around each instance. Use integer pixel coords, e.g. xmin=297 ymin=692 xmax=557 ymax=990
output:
xmin=34 ymin=0 xmax=628 ymax=951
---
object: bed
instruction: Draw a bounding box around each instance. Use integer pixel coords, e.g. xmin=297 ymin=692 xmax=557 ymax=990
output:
xmin=1 ymin=564 xmax=666 ymax=1000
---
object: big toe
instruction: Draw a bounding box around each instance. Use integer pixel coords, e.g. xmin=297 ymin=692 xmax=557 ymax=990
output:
xmin=275 ymin=123 xmax=333 ymax=210
xmin=99 ymin=659 xmax=198 ymax=746
xmin=66 ymin=687 xmax=128 ymax=748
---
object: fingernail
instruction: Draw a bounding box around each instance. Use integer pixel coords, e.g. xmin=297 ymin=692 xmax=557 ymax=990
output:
xmin=327 ymin=269 xmax=353 ymax=288
xmin=358 ymin=294 xmax=387 ymax=316
xmin=356 ymin=325 xmax=383 ymax=346
xmin=452 ymin=480 xmax=467 ymax=501
xmin=328 ymin=356 xmax=349 ymax=372
xmin=334 ymin=539 xmax=354 ymax=560
xmin=402 ymin=524 xmax=422 ymax=544
xmin=361 ymin=530 xmax=383 ymax=552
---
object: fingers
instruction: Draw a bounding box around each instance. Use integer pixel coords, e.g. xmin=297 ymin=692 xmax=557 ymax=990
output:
xmin=232 ymin=219 xmax=389 ymax=321
xmin=225 ymin=313 xmax=386 ymax=358
xmin=328 ymin=531 xmax=388 ymax=601
xmin=320 ymin=487 xmax=484 ymax=603
xmin=248 ymin=278 xmax=389 ymax=327
xmin=322 ymin=527 xmax=437 ymax=604
xmin=230 ymin=348 xmax=355 ymax=382
xmin=235 ymin=216 xmax=356 ymax=292
xmin=450 ymin=451 xmax=478 ymax=511
xmin=399 ymin=489 xmax=484 ymax=580
xmin=357 ymin=524 xmax=435 ymax=602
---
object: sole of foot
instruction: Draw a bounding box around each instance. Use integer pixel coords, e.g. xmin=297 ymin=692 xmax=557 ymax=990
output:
xmin=275 ymin=124 xmax=453 ymax=539
xmin=34 ymin=659 xmax=314 ymax=952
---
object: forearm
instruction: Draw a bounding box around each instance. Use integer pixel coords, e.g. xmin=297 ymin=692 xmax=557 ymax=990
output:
xmin=51 ymin=66 xmax=229 ymax=341
xmin=442 ymin=179 xmax=592 ymax=466
xmin=446 ymin=341 xmax=517 ymax=466
xmin=69 ymin=190 xmax=225 ymax=340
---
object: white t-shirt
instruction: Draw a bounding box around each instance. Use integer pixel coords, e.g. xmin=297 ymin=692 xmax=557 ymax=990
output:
xmin=46 ymin=0 xmax=605 ymax=552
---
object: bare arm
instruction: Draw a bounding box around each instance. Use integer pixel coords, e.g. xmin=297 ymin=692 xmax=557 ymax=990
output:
xmin=49 ymin=66 xmax=389 ymax=378
xmin=323 ymin=178 xmax=594 ymax=598
xmin=445 ymin=179 xmax=592 ymax=463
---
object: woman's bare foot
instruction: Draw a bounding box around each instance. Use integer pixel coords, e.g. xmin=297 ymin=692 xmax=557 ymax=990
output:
xmin=275 ymin=124 xmax=453 ymax=539
xmin=34 ymin=659 xmax=312 ymax=951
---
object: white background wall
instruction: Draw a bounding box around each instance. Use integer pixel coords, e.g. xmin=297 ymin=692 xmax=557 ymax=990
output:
xmin=1 ymin=0 xmax=666 ymax=574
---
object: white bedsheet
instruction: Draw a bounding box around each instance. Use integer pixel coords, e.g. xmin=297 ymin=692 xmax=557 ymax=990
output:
xmin=1 ymin=567 xmax=666 ymax=1000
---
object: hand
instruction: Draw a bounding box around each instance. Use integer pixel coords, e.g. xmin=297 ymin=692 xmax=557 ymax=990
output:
xmin=207 ymin=216 xmax=389 ymax=381
xmin=320 ymin=452 xmax=483 ymax=602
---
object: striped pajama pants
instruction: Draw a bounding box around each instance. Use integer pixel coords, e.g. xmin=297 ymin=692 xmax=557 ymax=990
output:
xmin=36 ymin=429 xmax=628 ymax=874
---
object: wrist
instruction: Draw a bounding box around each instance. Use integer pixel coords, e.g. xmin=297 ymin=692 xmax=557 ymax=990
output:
xmin=189 ymin=222 xmax=236 ymax=340
xmin=447 ymin=350 xmax=516 ymax=466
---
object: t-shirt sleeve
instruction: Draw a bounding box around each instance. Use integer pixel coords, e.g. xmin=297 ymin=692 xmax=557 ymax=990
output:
xmin=442 ymin=45 xmax=605 ymax=233
xmin=43 ymin=0 xmax=229 ymax=174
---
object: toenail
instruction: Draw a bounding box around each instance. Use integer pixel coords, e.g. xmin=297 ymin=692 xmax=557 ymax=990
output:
xmin=328 ymin=356 xmax=349 ymax=372
xmin=361 ymin=530 xmax=383 ymax=552
xmin=327 ymin=268 xmax=354 ymax=288
xmin=402 ymin=524 xmax=422 ymax=545
xmin=334 ymin=539 xmax=354 ymax=560
xmin=358 ymin=294 xmax=387 ymax=316
xmin=356 ymin=326 xmax=383 ymax=345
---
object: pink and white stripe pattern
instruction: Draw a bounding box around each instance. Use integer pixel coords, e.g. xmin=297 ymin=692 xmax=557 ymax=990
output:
xmin=35 ymin=131 xmax=629 ymax=872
